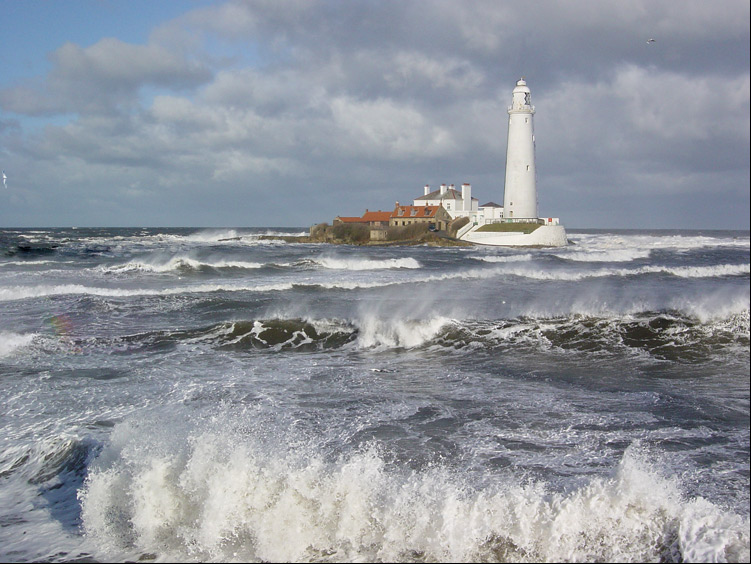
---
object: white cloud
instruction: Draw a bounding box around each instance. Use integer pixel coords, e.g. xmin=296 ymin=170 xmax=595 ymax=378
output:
xmin=613 ymin=65 xmax=750 ymax=141
xmin=384 ymin=52 xmax=484 ymax=93
xmin=537 ymin=64 xmax=749 ymax=182
xmin=0 ymin=38 xmax=211 ymax=116
xmin=329 ymin=96 xmax=456 ymax=159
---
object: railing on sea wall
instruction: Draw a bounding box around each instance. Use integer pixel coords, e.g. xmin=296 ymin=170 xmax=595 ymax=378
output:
xmin=484 ymin=218 xmax=558 ymax=225
xmin=456 ymin=222 xmax=476 ymax=239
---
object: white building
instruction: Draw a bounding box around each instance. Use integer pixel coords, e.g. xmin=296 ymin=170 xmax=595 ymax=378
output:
xmin=414 ymin=183 xmax=477 ymax=216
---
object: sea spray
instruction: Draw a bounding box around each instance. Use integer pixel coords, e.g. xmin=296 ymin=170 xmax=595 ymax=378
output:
xmin=0 ymin=331 xmax=37 ymax=357
xmin=79 ymin=415 xmax=750 ymax=563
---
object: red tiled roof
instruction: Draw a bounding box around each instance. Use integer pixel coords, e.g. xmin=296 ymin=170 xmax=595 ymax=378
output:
xmin=336 ymin=210 xmax=392 ymax=223
xmin=392 ymin=205 xmax=440 ymax=218
xmin=361 ymin=211 xmax=392 ymax=222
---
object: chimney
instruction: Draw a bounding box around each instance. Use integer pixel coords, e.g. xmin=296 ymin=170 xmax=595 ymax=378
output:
xmin=424 ymin=184 xmax=430 ymax=196
xmin=440 ymin=184 xmax=447 ymax=195
xmin=462 ymin=183 xmax=471 ymax=211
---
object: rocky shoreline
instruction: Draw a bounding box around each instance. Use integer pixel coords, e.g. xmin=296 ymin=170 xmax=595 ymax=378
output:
xmin=257 ymin=221 xmax=474 ymax=246
xmin=256 ymin=232 xmax=473 ymax=247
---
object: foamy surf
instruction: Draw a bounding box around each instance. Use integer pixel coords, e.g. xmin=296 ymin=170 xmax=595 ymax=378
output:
xmin=0 ymin=331 xmax=37 ymax=357
xmin=78 ymin=417 xmax=750 ymax=563
xmin=311 ymin=256 xmax=422 ymax=270
xmin=100 ymin=256 xmax=264 ymax=274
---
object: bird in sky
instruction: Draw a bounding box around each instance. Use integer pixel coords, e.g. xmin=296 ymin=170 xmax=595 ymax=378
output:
xmin=647 ymin=38 xmax=656 ymax=44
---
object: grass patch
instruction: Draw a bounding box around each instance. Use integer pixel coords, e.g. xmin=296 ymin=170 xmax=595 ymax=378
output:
xmin=476 ymin=222 xmax=542 ymax=234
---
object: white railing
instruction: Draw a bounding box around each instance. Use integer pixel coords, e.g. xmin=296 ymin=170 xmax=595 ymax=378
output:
xmin=483 ymin=217 xmax=559 ymax=226
xmin=456 ymin=222 xmax=476 ymax=239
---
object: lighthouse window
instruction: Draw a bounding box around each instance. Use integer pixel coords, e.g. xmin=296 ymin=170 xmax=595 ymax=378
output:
xmin=527 ymin=165 xmax=530 ymax=171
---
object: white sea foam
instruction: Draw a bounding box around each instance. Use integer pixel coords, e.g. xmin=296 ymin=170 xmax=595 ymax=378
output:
xmin=184 ymin=228 xmax=307 ymax=243
xmin=493 ymin=263 xmax=751 ymax=281
xmin=0 ymin=260 xmax=60 ymax=267
xmin=474 ymin=253 xmax=534 ymax=263
xmin=554 ymin=248 xmax=652 ymax=262
xmin=0 ymin=331 xmax=37 ymax=357
xmin=571 ymin=232 xmax=750 ymax=253
xmin=79 ymin=420 xmax=750 ymax=563
xmin=354 ymin=315 xmax=452 ymax=349
xmin=0 ymin=282 xmax=295 ymax=301
xmin=101 ymin=256 xmax=264 ymax=274
xmin=1 ymin=261 xmax=746 ymax=304
xmin=312 ymin=256 xmax=422 ymax=270
xmin=181 ymin=229 xmax=242 ymax=242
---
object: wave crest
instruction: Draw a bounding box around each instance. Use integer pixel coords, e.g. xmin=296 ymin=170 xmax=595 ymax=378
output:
xmin=100 ymin=256 xmax=263 ymax=274
xmin=82 ymin=309 xmax=749 ymax=361
xmin=79 ymin=422 xmax=750 ymax=563
xmin=311 ymin=256 xmax=422 ymax=270
xmin=0 ymin=331 xmax=37 ymax=357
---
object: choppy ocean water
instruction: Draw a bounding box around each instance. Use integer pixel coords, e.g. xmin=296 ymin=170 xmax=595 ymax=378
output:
xmin=0 ymin=227 xmax=748 ymax=563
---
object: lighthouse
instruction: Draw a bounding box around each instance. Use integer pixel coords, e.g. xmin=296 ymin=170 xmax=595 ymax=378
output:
xmin=503 ymin=78 xmax=538 ymax=220
xmin=442 ymin=76 xmax=567 ymax=246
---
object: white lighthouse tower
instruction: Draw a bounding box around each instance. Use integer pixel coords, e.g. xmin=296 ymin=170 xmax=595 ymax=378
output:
xmin=503 ymin=78 xmax=537 ymax=219
xmin=460 ymin=77 xmax=566 ymax=246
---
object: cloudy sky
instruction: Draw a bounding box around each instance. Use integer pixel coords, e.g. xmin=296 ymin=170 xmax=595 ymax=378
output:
xmin=1 ymin=0 xmax=748 ymax=229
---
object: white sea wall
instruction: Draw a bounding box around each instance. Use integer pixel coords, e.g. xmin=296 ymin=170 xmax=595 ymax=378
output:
xmin=462 ymin=224 xmax=567 ymax=247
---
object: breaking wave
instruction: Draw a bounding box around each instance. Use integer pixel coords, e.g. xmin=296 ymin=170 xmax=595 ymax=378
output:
xmin=474 ymin=254 xmax=535 ymax=263
xmin=65 ymin=309 xmax=748 ymax=361
xmin=0 ymin=282 xmax=296 ymax=302
xmin=100 ymin=257 xmax=264 ymax=274
xmin=2 ymin=262 xmax=746 ymax=303
xmin=308 ymin=256 xmax=422 ymax=270
xmin=78 ymin=416 xmax=750 ymax=563
xmin=0 ymin=331 xmax=37 ymax=357
xmin=554 ymin=248 xmax=652 ymax=262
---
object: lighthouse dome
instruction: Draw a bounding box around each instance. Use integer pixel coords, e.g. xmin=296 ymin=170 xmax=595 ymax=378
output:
xmin=510 ymin=78 xmax=533 ymax=110
xmin=514 ymin=78 xmax=529 ymax=94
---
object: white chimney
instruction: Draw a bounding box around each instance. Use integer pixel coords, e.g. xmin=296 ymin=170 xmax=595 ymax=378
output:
xmin=424 ymin=184 xmax=430 ymax=196
xmin=462 ymin=183 xmax=471 ymax=211
xmin=440 ymin=184 xmax=447 ymax=195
